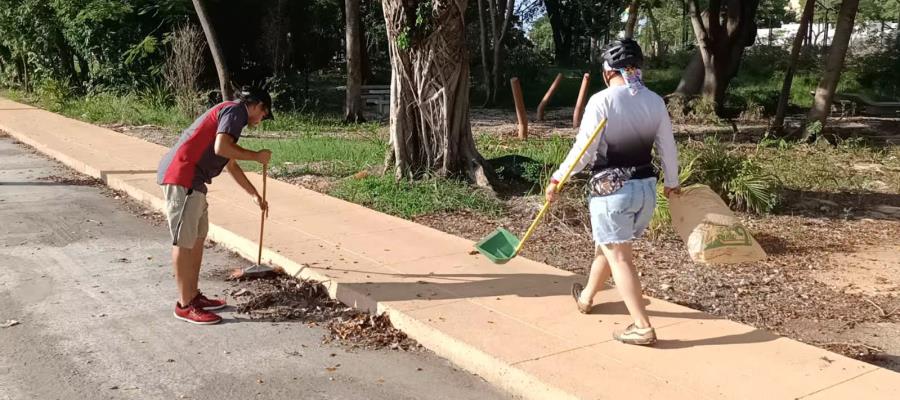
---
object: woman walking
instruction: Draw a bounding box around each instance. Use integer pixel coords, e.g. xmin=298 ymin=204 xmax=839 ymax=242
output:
xmin=545 ymin=39 xmax=680 ymax=345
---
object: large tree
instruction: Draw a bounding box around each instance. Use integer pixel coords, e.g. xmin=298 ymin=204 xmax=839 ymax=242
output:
xmin=772 ymin=0 xmax=816 ymax=135
xmin=473 ymin=0 xmax=518 ymax=105
xmin=192 ymin=0 xmax=233 ymax=100
xmin=542 ymin=0 xmax=578 ymax=66
xmin=382 ymin=0 xmax=494 ymax=187
xmin=803 ymin=0 xmax=861 ymax=140
xmin=624 ymin=1 xmax=641 ymax=39
xmin=674 ymin=0 xmax=760 ymax=115
xmin=345 ymin=0 xmax=365 ymax=122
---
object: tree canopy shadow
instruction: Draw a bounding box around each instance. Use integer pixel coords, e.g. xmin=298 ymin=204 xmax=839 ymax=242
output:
xmin=332 ymin=270 xmax=779 ymax=348
xmin=776 ymin=188 xmax=900 ymax=221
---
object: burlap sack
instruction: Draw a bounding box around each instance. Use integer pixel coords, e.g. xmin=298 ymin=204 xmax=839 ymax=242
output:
xmin=669 ymin=185 xmax=766 ymax=264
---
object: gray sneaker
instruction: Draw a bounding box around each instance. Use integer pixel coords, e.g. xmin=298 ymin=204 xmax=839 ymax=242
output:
xmin=613 ymin=323 xmax=657 ymax=345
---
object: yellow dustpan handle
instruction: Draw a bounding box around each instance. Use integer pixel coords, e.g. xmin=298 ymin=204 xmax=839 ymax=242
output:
xmin=513 ymin=118 xmax=608 ymax=255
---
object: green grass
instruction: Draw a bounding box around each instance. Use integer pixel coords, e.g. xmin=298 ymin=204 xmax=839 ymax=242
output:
xmin=238 ymin=135 xmax=387 ymax=177
xmin=1 ymin=87 xmax=383 ymax=140
xmin=329 ymin=174 xmax=502 ymax=219
xmin=255 ymin=112 xmax=382 ymax=138
xmin=750 ymin=140 xmax=900 ymax=194
xmin=1 ymin=89 xmax=191 ymax=128
xmin=477 ymin=133 xmax=572 ymax=165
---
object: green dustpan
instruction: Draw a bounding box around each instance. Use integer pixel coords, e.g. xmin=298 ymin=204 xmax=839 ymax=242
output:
xmin=474 ymin=117 xmax=608 ymax=264
xmin=475 ymin=228 xmax=521 ymax=264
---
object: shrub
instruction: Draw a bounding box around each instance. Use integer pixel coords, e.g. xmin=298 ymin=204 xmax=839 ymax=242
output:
xmin=163 ymin=24 xmax=206 ymax=118
xmin=649 ymin=139 xmax=781 ymax=234
xmin=687 ymin=138 xmax=781 ymax=213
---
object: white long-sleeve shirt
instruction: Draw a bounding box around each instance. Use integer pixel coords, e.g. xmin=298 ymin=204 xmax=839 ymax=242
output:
xmin=551 ymin=85 xmax=679 ymax=188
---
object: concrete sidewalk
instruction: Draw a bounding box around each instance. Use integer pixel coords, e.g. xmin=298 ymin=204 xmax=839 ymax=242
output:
xmin=2 ymin=97 xmax=896 ymax=399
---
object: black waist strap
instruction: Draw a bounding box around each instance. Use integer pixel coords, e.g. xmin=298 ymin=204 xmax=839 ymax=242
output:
xmin=629 ymin=164 xmax=657 ymax=180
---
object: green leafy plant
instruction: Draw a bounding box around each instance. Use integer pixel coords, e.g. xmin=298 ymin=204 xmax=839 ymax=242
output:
xmin=724 ymin=159 xmax=780 ymax=214
xmin=689 ymin=138 xmax=781 ymax=213
xmin=395 ymin=27 xmax=411 ymax=50
xmin=649 ymin=158 xmax=695 ymax=237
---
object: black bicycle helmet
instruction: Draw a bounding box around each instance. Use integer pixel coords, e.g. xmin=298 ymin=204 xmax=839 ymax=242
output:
xmin=601 ymin=38 xmax=644 ymax=69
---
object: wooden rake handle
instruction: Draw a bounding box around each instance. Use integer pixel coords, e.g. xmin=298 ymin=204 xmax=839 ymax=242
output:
xmin=257 ymin=164 xmax=268 ymax=266
xmin=513 ymin=118 xmax=608 ymax=255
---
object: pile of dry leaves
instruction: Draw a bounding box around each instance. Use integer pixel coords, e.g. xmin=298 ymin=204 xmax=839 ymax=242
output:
xmin=231 ymin=274 xmax=417 ymax=351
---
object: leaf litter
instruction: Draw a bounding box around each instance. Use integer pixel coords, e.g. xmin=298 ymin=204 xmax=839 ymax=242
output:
xmin=415 ymin=204 xmax=900 ymax=370
xmin=228 ymin=274 xmax=418 ymax=351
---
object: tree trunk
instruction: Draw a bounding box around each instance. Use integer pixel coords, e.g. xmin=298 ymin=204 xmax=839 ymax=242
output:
xmin=191 ymin=0 xmax=233 ymax=100
xmin=486 ymin=0 xmax=515 ymax=106
xmin=624 ymin=1 xmax=640 ymax=39
xmin=261 ymin=0 xmax=290 ymax=77
xmin=360 ymin=12 xmax=372 ymax=84
xmin=590 ymin=37 xmax=602 ymax=65
xmin=772 ymin=0 xmax=815 ymax=135
xmin=52 ymin=26 xmax=77 ymax=85
xmin=476 ymin=0 xmax=491 ymax=104
xmin=544 ymin=0 xmax=574 ymax=66
xmin=382 ymin=0 xmax=494 ymax=187
xmin=345 ymin=0 xmax=365 ymax=122
xmin=21 ymin=53 xmax=29 ymax=93
xmin=645 ymin=4 xmax=661 ymax=57
xmin=76 ymin=54 xmax=90 ymax=83
xmin=678 ymin=0 xmax=759 ymax=115
xmin=803 ymin=0 xmax=860 ymax=141
xmin=675 ymin=51 xmax=705 ymax=96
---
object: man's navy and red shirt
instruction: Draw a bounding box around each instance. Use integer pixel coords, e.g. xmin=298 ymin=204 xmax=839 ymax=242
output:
xmin=157 ymin=101 xmax=248 ymax=194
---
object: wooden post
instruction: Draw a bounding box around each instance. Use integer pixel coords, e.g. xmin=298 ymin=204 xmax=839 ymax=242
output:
xmin=573 ymin=73 xmax=591 ymax=128
xmin=536 ymin=73 xmax=563 ymax=121
xmin=510 ymin=77 xmax=528 ymax=139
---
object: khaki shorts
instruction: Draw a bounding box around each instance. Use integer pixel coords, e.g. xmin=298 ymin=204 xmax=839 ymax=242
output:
xmin=162 ymin=185 xmax=208 ymax=249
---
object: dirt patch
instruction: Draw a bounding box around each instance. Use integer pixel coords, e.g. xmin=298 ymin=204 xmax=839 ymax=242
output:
xmin=229 ymin=274 xmax=419 ymax=351
xmin=783 ymin=319 xmax=900 ymax=371
xmin=470 ymin=107 xmax=577 ymax=138
xmin=818 ymin=245 xmax=900 ymax=296
xmin=102 ymin=123 xmax=178 ymax=147
xmin=283 ymin=174 xmax=338 ymax=193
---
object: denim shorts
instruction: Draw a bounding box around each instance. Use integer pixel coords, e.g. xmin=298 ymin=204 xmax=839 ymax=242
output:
xmin=588 ymin=177 xmax=657 ymax=245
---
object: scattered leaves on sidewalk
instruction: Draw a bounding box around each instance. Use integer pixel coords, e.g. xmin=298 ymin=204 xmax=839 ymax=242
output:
xmin=1 ymin=320 xmax=19 ymax=328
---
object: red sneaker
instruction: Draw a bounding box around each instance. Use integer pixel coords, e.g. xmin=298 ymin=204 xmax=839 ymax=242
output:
xmin=174 ymin=301 xmax=222 ymax=325
xmin=194 ymin=292 xmax=227 ymax=311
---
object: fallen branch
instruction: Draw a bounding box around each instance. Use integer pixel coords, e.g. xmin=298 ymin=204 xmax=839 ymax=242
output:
xmin=864 ymin=298 xmax=896 ymax=318
xmin=864 ymin=298 xmax=886 ymax=317
xmin=821 ymin=341 xmax=884 ymax=353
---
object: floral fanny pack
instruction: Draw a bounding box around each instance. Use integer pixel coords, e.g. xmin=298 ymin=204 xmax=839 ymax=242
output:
xmin=589 ymin=164 xmax=653 ymax=196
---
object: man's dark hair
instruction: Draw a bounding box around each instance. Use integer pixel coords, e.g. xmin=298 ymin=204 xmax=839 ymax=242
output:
xmin=237 ymin=86 xmax=274 ymax=120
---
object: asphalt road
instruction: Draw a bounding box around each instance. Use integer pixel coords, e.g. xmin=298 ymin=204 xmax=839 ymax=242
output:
xmin=0 ymin=135 xmax=509 ymax=400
